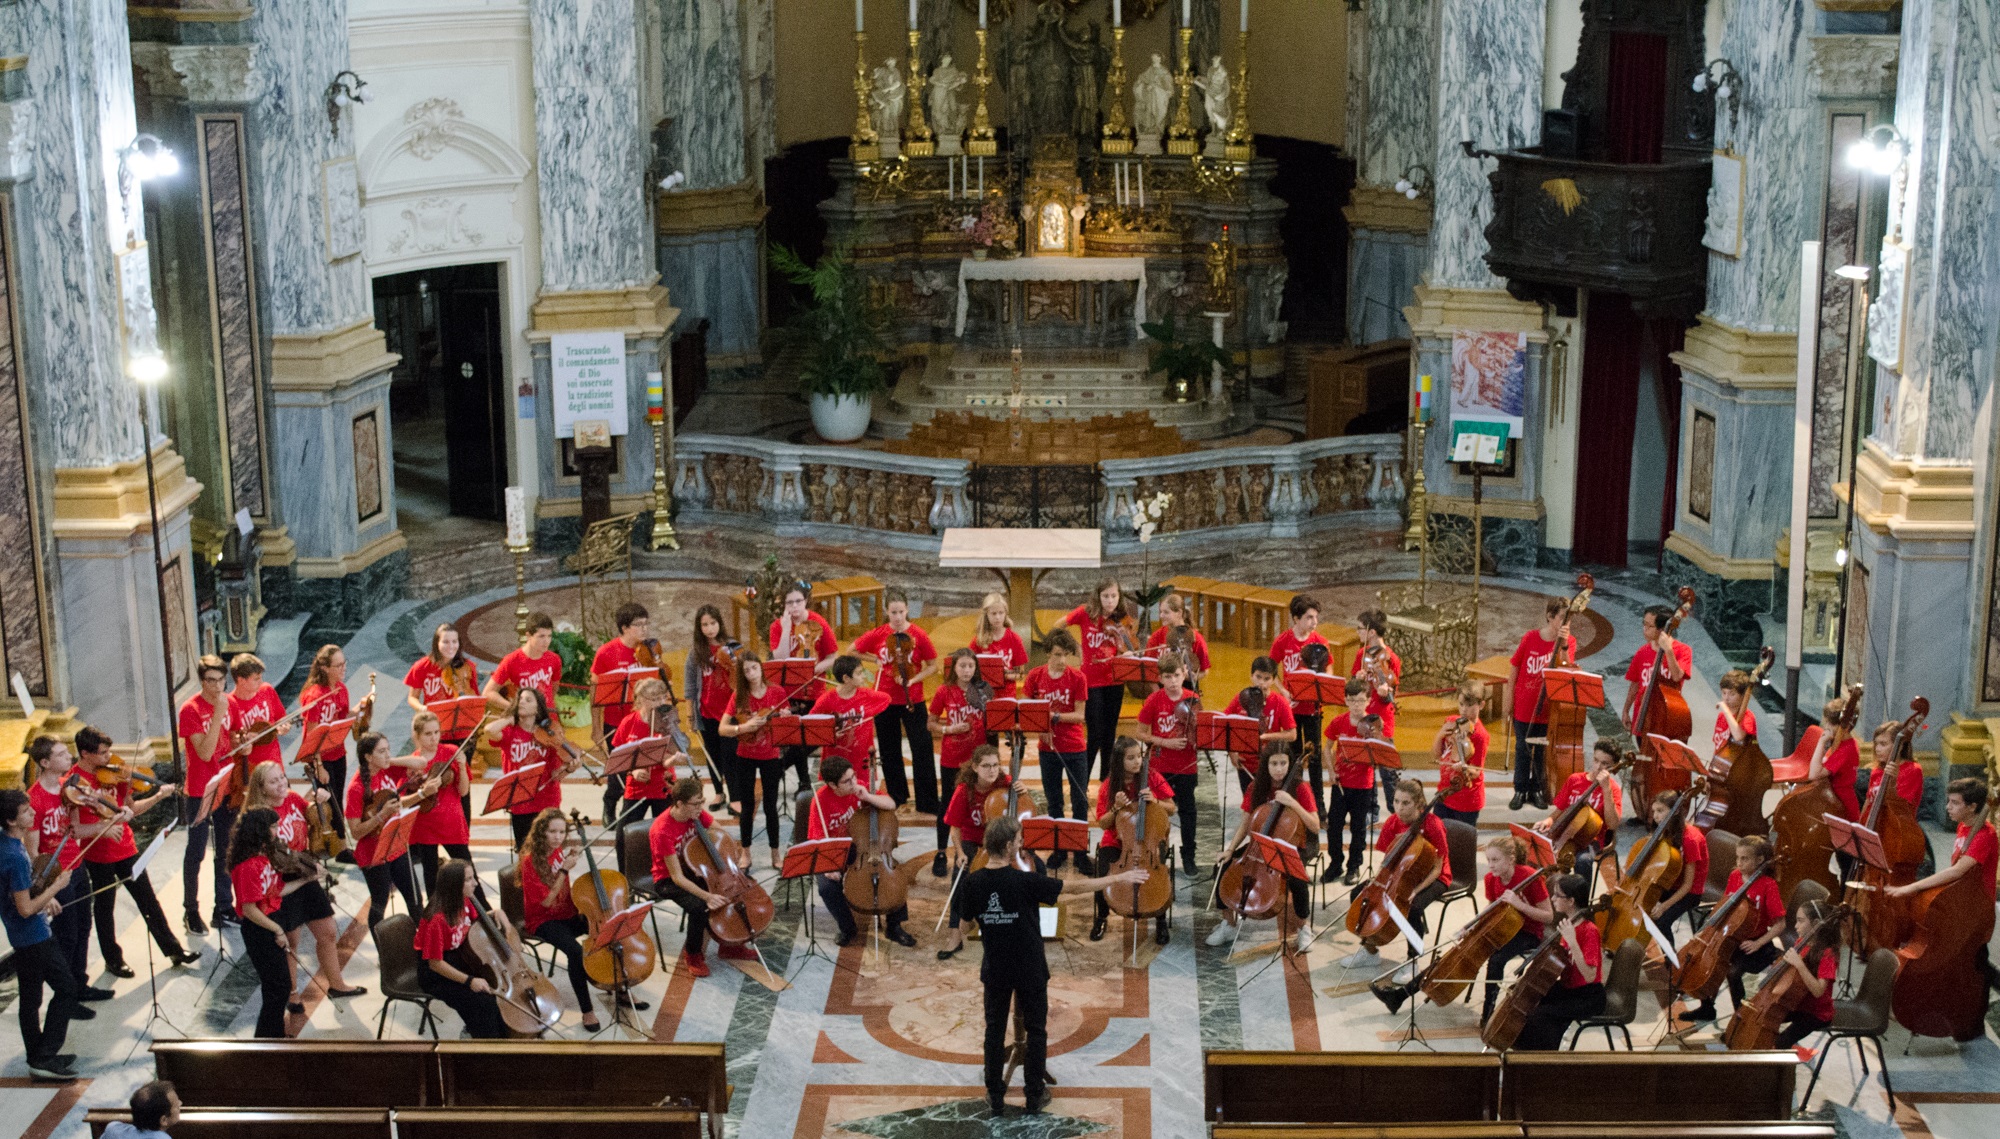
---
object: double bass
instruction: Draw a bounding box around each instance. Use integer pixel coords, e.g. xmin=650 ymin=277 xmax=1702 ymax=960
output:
xmin=1346 ymin=771 xmax=1467 ymax=948
xmin=1693 ymin=647 xmax=1776 ymax=838
xmin=450 ymin=893 xmax=565 ymax=1036
xmin=1106 ymin=745 xmax=1174 ymax=920
xmin=1543 ymin=751 xmax=1640 ymax=872
xmin=842 ymin=751 xmax=908 ymax=916
xmin=1481 ymin=899 xmax=1611 ymax=1051
xmin=1626 ymin=587 xmax=1696 ymax=803
xmin=1891 ymin=836 xmax=1996 ymax=1042
xmin=1599 ymin=788 xmax=1692 ymax=953
xmin=1851 ymin=697 xmax=1928 ymax=952
xmin=1769 ymin=683 xmax=1858 ymax=903
xmin=1722 ymin=904 xmax=1850 ymax=1049
xmin=1421 ymin=865 xmax=1558 ymax=1007
xmin=563 ymin=809 xmax=657 ymax=991
xmin=1530 ymin=573 xmax=1596 ymax=797
xmin=1673 ymin=862 xmax=1774 ymax=1003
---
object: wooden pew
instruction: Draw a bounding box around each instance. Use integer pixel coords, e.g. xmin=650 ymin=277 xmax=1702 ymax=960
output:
xmin=1212 ymin=1126 xmax=1520 ymax=1139
xmin=394 ymin=1108 xmax=705 ymax=1139
xmin=1524 ymin=1127 xmax=1835 ymax=1139
xmin=1501 ymin=1053 xmax=1799 ymax=1121
xmin=436 ymin=1040 xmax=727 ymax=1137
xmin=87 ymin=1109 xmax=390 ymax=1139
xmin=152 ymin=1040 xmax=438 ymax=1108
xmin=1205 ymin=1051 xmax=1503 ymax=1123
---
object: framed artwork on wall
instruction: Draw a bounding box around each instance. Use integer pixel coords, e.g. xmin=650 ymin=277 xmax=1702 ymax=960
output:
xmin=1702 ymin=151 xmax=1744 ymax=258
xmin=352 ymin=408 xmax=384 ymax=524
xmin=1687 ymin=409 xmax=1716 ymax=522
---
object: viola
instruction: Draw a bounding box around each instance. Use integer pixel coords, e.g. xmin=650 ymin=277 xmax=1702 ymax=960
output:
xmin=1106 ymin=603 xmax=1142 ymax=656
xmin=842 ymin=751 xmax=909 ymax=916
xmin=1106 ymin=749 xmax=1174 ymax=919
xmin=680 ymin=814 xmax=774 ymax=946
xmin=1346 ymin=770 xmax=1469 ymax=949
xmin=1673 ymin=863 xmax=1773 ymax=1002
xmin=1217 ymin=782 xmax=1311 ymax=924
xmin=1693 ymin=646 xmax=1776 ymax=838
xmin=562 ymin=810 xmax=658 ymax=989
xmin=1599 ymin=787 xmax=1693 ymax=953
xmin=1723 ymin=904 xmax=1850 ymax=1049
xmin=413 ymin=724 xmax=489 ymax=814
xmin=305 ymin=777 xmax=347 ymax=862
xmin=889 ymin=630 xmax=917 ymax=693
xmin=1769 ymin=683 xmax=1859 ymax=903
xmin=1851 ymin=696 xmax=1929 ymax=952
xmin=88 ymin=759 xmax=164 ymax=798
xmin=1481 ymin=899 xmax=1611 ymax=1051
xmin=1626 ymin=587 xmax=1696 ymax=803
xmin=1422 ymin=865 xmax=1558 ymax=1008
xmin=452 ymin=893 xmax=565 ymax=1037
xmin=1530 ymin=573 xmax=1595 ymax=798
xmin=1891 ymin=849 xmax=1995 ymax=1042
xmin=60 ymin=772 xmax=120 ymax=820
xmin=532 ymin=720 xmax=606 ymax=786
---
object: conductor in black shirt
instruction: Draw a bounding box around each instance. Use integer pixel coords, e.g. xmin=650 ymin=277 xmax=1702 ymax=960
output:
xmin=963 ymin=817 xmax=1150 ymax=1117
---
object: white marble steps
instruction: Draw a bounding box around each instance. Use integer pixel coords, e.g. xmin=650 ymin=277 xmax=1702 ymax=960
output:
xmin=879 ymin=347 xmax=1233 ymax=438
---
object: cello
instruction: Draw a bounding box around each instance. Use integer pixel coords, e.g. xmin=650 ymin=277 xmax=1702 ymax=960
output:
xmin=1672 ymin=862 xmax=1773 ymax=1003
xmin=563 ymin=809 xmax=657 ymax=991
xmin=842 ymin=751 xmax=909 ymax=917
xmin=1106 ymin=744 xmax=1174 ymax=920
xmin=1216 ymin=779 xmax=1313 ymax=926
xmin=1481 ymin=898 xmax=1611 ymax=1051
xmin=1599 ymin=787 xmax=1692 ymax=953
xmin=1421 ymin=865 xmax=1557 ymax=1007
xmin=1626 ymin=587 xmax=1696 ymax=803
xmin=1722 ymin=903 xmax=1850 ymax=1049
xmin=970 ymin=741 xmax=1042 ymax=873
xmin=1850 ymin=697 xmax=1928 ymax=953
xmin=1543 ymin=751 xmax=1639 ymax=872
xmin=680 ymin=809 xmax=775 ymax=947
xmin=1693 ymin=647 xmax=1776 ymax=837
xmin=1769 ymin=683 xmax=1858 ymax=903
xmin=1530 ymin=573 xmax=1596 ymax=798
xmin=1346 ymin=771 xmax=1467 ymax=949
xmin=451 ymin=892 xmax=565 ymax=1036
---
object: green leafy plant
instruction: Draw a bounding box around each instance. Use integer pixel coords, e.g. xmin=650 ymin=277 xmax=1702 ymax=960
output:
xmin=1141 ymin=310 xmax=1230 ymax=397
xmin=549 ymin=628 xmax=593 ymax=688
xmin=769 ymin=244 xmax=894 ymax=398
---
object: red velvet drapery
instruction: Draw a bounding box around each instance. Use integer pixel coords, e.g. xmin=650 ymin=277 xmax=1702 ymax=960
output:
xmin=1573 ymin=292 xmax=1642 ymax=566
xmin=1605 ymin=32 xmax=1668 ymax=164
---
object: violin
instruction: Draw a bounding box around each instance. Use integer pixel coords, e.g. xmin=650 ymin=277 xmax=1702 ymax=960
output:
xmin=1106 ymin=747 xmax=1174 ymax=919
xmin=60 ymin=771 xmax=121 ymax=820
xmin=412 ymin=723 xmax=489 ymax=814
xmin=532 ymin=719 xmax=606 ymax=786
xmin=1531 ymin=573 xmax=1595 ymax=797
xmin=1694 ymin=646 xmax=1776 ymax=837
xmin=1723 ymin=904 xmax=1851 ymax=1049
xmin=87 ymin=759 xmax=165 ymax=798
xmin=1217 ymin=780 xmax=1312 ymax=924
xmin=1421 ymin=865 xmax=1558 ymax=1008
xmin=1106 ymin=601 xmax=1142 ymax=656
xmin=450 ymin=893 xmax=565 ymax=1037
xmin=1627 ymin=587 xmax=1696 ymax=803
xmin=679 ymin=811 xmax=774 ymax=946
xmin=1481 ymin=899 xmax=1612 ymax=1051
xmin=1346 ymin=770 xmax=1470 ymax=949
xmin=1542 ymin=751 xmax=1639 ymax=871
xmin=1851 ymin=696 xmax=1928 ymax=953
xmin=1358 ymin=644 xmax=1399 ymax=711
xmin=563 ymin=809 xmax=658 ymax=989
xmin=1599 ymin=787 xmax=1693 ymax=954
xmin=353 ymin=672 xmax=378 ymax=735
xmin=1673 ymin=863 xmax=1773 ymax=1003
xmin=889 ymin=630 xmax=917 ymax=694
xmin=1769 ymin=683 xmax=1859 ymax=903
xmin=842 ymin=751 xmax=908 ymax=916
xmin=970 ymin=744 xmax=1042 ymax=874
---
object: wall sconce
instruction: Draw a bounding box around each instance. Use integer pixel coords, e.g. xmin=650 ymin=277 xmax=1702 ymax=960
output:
xmin=1692 ymin=58 xmax=1741 ymax=137
xmin=658 ymin=170 xmax=686 ymax=192
xmin=324 ymin=70 xmax=372 ymax=138
xmin=1844 ymin=123 xmax=1907 ymax=176
xmin=1393 ymin=164 xmax=1431 ymax=200
xmin=116 ymin=134 xmax=180 ymax=207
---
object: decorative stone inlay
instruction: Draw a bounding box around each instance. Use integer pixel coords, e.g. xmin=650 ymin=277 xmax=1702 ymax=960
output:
xmin=170 ymin=44 xmax=261 ymax=104
xmin=0 ymin=100 xmax=33 ymax=182
xmin=1808 ymin=35 xmax=1897 ymax=99
xmin=385 ymin=197 xmax=486 ymax=255
xmin=402 ymin=97 xmax=466 ymax=161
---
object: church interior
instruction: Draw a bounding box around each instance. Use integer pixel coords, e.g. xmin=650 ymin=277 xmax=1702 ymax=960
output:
xmin=0 ymin=1 xmax=1996 ymax=1138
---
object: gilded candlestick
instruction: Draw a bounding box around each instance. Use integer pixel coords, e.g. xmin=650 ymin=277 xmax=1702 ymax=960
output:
xmin=904 ymin=29 xmax=935 ymax=157
xmin=1167 ymin=26 xmax=1197 ymax=156
xmin=1402 ymin=417 xmax=1430 ymax=554
xmin=850 ymin=31 xmax=880 ymax=163
xmin=1101 ymin=26 xmax=1133 ymax=154
xmin=967 ymin=27 xmax=997 ymax=156
xmin=647 ymin=418 xmax=679 ymax=551
xmin=1224 ymin=30 xmax=1254 ymax=162
xmin=509 ymin=540 xmax=531 ymax=641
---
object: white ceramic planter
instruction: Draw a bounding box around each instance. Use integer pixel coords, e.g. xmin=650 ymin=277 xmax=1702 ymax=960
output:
xmin=808 ymin=392 xmax=873 ymax=442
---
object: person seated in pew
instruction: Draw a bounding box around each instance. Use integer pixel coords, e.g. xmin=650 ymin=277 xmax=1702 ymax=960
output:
xmin=1512 ymin=873 xmax=1605 ymax=1050
xmin=414 ymin=859 xmax=505 ymax=1038
xmin=100 ymin=1080 xmax=180 ymax=1139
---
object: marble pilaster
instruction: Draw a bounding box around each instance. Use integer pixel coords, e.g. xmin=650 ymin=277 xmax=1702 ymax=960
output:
xmin=1426 ymin=0 xmax=1542 ymax=292
xmin=531 ymin=0 xmax=653 ymax=294
xmin=1344 ymin=0 xmax=1434 ymax=344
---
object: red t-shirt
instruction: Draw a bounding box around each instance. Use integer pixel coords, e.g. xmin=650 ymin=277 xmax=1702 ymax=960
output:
xmin=1324 ymin=712 xmax=1382 ymax=790
xmin=1377 ymin=812 xmax=1451 ymax=886
xmin=1062 ymin=605 xmax=1126 ymax=688
xmin=649 ymin=809 xmax=714 ymax=885
xmin=1094 ymin=770 xmax=1175 ymax=850
xmin=768 ymin=614 xmax=838 ymax=702
xmin=27 ymin=781 xmax=80 ymax=870
xmin=408 ymin=748 xmax=469 ymax=846
xmin=613 ymin=710 xmax=673 ymax=800
xmin=1866 ymin=761 xmax=1924 ymax=811
xmin=1953 ymin=823 xmax=1999 ymax=898
xmin=227 ymin=684 xmax=286 ymax=770
xmin=81 ymin=779 xmax=139 ymax=864
xmin=231 ymin=855 xmax=284 ymax=918
xmin=346 ymin=765 xmax=407 ymax=866
xmin=1365 ymin=693 xmax=1398 ymax=739
xmin=519 ymin=847 xmax=576 ymax=934
xmin=1023 ymin=664 xmax=1088 ymax=754
xmin=1222 ymin=689 xmax=1296 ymax=764
xmin=1625 ymin=640 xmax=1693 ymax=690
xmin=811 ymin=686 xmax=894 ymax=763
xmin=1725 ymin=869 xmax=1785 ymax=940
xmin=591 ymin=638 xmax=644 ymax=733
xmin=1137 ymin=688 xmax=1199 ymax=776
xmin=493 ymin=648 xmax=562 ymax=706
xmin=693 ymin=646 xmax=735 ymax=722
xmin=404 ymin=657 xmax=480 ymax=734
xmin=1509 ymin=629 xmax=1576 ymax=724
xmin=414 ymin=901 xmax=477 ymax=960
xmin=807 ymin=786 xmax=863 ymax=841
xmin=1798 ymin=948 xmax=1839 ymax=1022
xmin=1561 ymin=917 xmax=1604 ymax=988
xmin=1486 ymin=864 xmax=1549 ymax=939
xmin=274 ymin=790 xmax=312 ymax=852
xmin=1270 ymin=629 xmax=1332 ymax=713
xmin=1553 ymin=772 xmax=1624 ymax=849
xmin=1146 ymin=625 xmax=1212 ymax=674
xmin=1714 ymin=707 xmax=1757 ymax=753
xmin=972 ymin=628 xmax=1029 ymax=699
xmin=943 ymin=776 xmax=1013 ymax=844
xmin=1677 ymin=825 xmax=1709 ymax=895
xmin=853 ymin=624 xmax=939 ymax=705
xmin=1352 ymin=644 xmax=1403 ymax=690
xmin=298 ymin=682 xmax=352 ymax=762
xmin=1821 ymin=738 xmax=1862 ymax=819
xmin=1240 ymin=779 xmax=1319 ymax=816
xmin=929 ymin=685 xmax=983 ymax=769
xmin=1438 ymin=716 xmax=1489 ymax=813
xmin=177 ymin=694 xmax=228 ymax=798
xmin=725 ymin=685 xmax=789 ymax=761
xmin=496 ymin=724 xmax=562 ymax=815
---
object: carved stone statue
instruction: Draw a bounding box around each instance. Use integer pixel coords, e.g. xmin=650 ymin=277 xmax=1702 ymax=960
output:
xmin=870 ymin=58 xmax=906 ymax=157
xmin=929 ymin=53 xmax=968 ymax=155
xmin=1133 ymin=52 xmax=1172 ymax=155
xmin=1195 ymin=54 xmax=1231 ymax=155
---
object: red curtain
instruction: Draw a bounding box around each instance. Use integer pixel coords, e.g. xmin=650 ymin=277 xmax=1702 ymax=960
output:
xmin=1573 ymin=292 xmax=1643 ymax=566
xmin=1605 ymin=32 xmax=1668 ymax=164
xmin=1650 ymin=318 xmax=1686 ymax=560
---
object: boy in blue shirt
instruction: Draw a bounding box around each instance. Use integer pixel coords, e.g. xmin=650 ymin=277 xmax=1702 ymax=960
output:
xmin=1 ymin=787 xmax=86 ymax=1080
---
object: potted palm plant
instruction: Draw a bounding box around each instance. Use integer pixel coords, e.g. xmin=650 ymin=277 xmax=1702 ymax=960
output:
xmin=770 ymin=244 xmax=893 ymax=442
xmin=1141 ymin=310 xmax=1230 ymax=403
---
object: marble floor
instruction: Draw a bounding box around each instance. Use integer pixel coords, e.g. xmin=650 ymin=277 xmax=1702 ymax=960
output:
xmin=6 ymin=569 xmax=1995 ymax=1139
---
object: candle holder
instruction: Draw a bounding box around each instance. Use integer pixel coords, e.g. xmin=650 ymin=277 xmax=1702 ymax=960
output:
xmin=647 ymin=417 xmax=679 ymax=551
xmin=1223 ymin=30 xmax=1254 ymax=163
xmin=904 ymin=29 xmax=935 ymax=157
xmin=1167 ymin=26 xmax=1197 ymax=156
xmin=967 ymin=27 xmax=997 ymax=157
xmin=850 ymin=31 xmax=880 ymax=163
xmin=1402 ymin=416 xmax=1430 ymax=554
xmin=1101 ymin=26 xmax=1133 ymax=155
xmin=509 ymin=538 xmax=532 ymax=641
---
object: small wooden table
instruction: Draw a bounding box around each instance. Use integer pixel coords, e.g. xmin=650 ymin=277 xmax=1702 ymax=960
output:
xmin=939 ymin=528 xmax=1102 ymax=639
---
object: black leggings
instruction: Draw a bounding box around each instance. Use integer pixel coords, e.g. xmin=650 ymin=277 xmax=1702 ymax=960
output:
xmin=1725 ymin=943 xmax=1782 ymax=1009
xmin=1294 ymin=711 xmax=1325 ymax=813
xmin=412 ymin=843 xmax=471 ymax=894
xmin=243 ymin=922 xmax=292 ymax=1038
xmin=86 ymin=857 xmax=186 ymax=966
xmin=362 ymin=858 xmax=420 ymax=929
xmin=874 ymin=703 xmax=938 ymax=813
xmin=510 ymin=813 xmax=537 ymax=847
xmin=1085 ymin=684 xmax=1123 ymax=780
xmin=1482 ymin=929 xmax=1541 ymax=1020
xmin=737 ymin=760 xmax=786 ymax=849
xmin=319 ymin=758 xmax=350 ymax=838
xmin=1516 ymin=982 xmax=1606 ymax=1050
xmin=701 ymin=716 xmax=742 ymax=815
xmin=530 ymin=913 xmax=595 ymax=1015
xmin=419 ymin=964 xmax=504 ymax=1038
xmin=815 ymin=874 xmax=910 ymax=942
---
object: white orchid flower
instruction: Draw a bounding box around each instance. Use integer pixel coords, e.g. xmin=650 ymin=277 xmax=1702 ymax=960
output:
xmin=1138 ymin=520 xmax=1158 ymax=544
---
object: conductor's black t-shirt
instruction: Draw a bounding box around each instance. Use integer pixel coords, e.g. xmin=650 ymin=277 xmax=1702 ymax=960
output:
xmin=964 ymin=865 xmax=1063 ymax=983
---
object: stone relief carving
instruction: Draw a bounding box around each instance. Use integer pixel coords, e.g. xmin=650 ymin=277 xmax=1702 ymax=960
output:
xmin=404 ymin=98 xmax=468 ymax=160
xmin=170 ymin=44 xmax=263 ymax=104
xmin=1807 ymin=35 xmax=1898 ymax=100
xmin=385 ymin=197 xmax=487 ymax=255
xmin=0 ymin=102 xmax=35 ymax=181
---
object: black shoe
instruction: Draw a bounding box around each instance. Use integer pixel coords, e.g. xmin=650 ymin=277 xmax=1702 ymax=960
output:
xmin=54 ymin=1001 xmax=94 ymax=1021
xmin=885 ymin=926 xmax=918 ymax=948
xmin=1532 ymin=790 xmax=1551 ymax=810
xmin=1319 ymin=862 xmax=1340 ymax=883
xmin=334 ymin=849 xmax=357 ymax=865
xmin=184 ymin=911 xmax=208 ymax=936
xmin=987 ymin=1095 xmax=1009 ymax=1118
xmin=105 ymin=960 xmax=135 ymax=979
xmin=1048 ymin=850 xmax=1068 ymax=871
xmin=1089 ymin=913 xmax=1107 ymax=941
xmin=1686 ymin=1002 xmax=1717 ymax=1023
xmin=1181 ymin=851 xmax=1196 ymax=876
xmin=616 ymin=991 xmax=651 ymax=1011
xmin=931 ymin=851 xmax=948 ymax=878
xmin=1154 ymin=917 xmax=1170 ymax=946
xmin=212 ymin=909 xmax=240 ymax=928
xmin=170 ymin=949 xmax=203 ymax=967
xmin=1023 ymin=1088 xmax=1050 ymax=1116
xmin=1343 ymin=867 xmax=1361 ymax=886
xmin=1508 ymin=791 xmax=1525 ymax=811
xmin=835 ymin=929 xmax=861 ymax=948
xmin=54 ymin=1054 xmax=75 ymax=1067
xmin=286 ymin=1001 xmax=306 ymax=1015
xmin=27 ymin=1058 xmax=74 ymax=1082
xmin=79 ymin=986 xmax=115 ymax=1002
xmin=1371 ymin=983 xmax=1408 ymax=1016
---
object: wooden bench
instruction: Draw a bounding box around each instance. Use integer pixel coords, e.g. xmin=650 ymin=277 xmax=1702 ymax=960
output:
xmin=1244 ymin=587 xmax=1296 ymax=650
xmin=1205 ymin=1051 xmax=1502 ymax=1123
xmin=1212 ymin=1126 xmax=1519 ymax=1139
xmin=813 ymin=575 xmax=884 ymax=640
xmin=87 ymin=1108 xmax=706 ymax=1139
xmin=437 ymin=1040 xmax=728 ymax=1114
xmin=1501 ymin=1052 xmax=1799 ymax=1122
xmin=1209 ymin=1126 xmax=1834 ymax=1139
xmin=152 ymin=1039 xmax=438 ymax=1108
xmin=87 ymin=1109 xmax=391 ymax=1139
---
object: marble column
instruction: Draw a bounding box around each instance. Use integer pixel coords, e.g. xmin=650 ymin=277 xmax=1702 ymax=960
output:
xmin=1845 ymin=0 xmax=1998 ymax=746
xmin=655 ymin=0 xmax=765 ymax=374
xmin=529 ymin=0 xmax=678 ymax=549
xmin=249 ymin=1 xmax=405 ymax=624
xmin=1343 ymin=0 xmax=1433 ymax=345
xmin=1402 ymin=0 xmax=1548 ymax=569
xmin=1662 ymin=0 xmax=1819 ymax=649
xmin=12 ymin=0 xmax=202 ymax=746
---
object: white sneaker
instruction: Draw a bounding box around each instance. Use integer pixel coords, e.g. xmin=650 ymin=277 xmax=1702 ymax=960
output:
xmin=1294 ymin=927 xmax=1313 ymax=954
xmin=1205 ymin=922 xmax=1235 ymax=947
xmin=1338 ymin=946 xmax=1380 ymax=969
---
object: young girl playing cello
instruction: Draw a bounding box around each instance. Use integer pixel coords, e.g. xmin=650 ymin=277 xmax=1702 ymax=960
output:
xmin=414 ymin=859 xmax=504 ymax=1038
xmin=936 ymin=745 xmax=1009 ymax=960
xmin=1512 ymin=873 xmax=1605 ymax=1050
xmin=1090 ymin=737 xmax=1175 ymax=945
xmin=1207 ymin=743 xmax=1318 ymax=951
xmin=515 ymin=808 xmax=600 ymax=1031
xmin=927 ymin=650 xmax=992 ymax=876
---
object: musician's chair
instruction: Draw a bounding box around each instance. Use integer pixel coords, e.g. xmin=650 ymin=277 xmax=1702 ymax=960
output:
xmin=371 ymin=914 xmax=441 ymax=1040
xmin=1802 ymin=947 xmax=1898 ymax=1109
xmin=1429 ymin=820 xmax=1480 ymax=931
xmin=1566 ymin=940 xmax=1643 ymax=1050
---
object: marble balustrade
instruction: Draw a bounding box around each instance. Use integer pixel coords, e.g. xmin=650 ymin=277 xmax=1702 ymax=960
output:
xmin=672 ymin=433 xmax=973 ymax=549
xmin=1100 ymin=435 xmax=1405 ymax=551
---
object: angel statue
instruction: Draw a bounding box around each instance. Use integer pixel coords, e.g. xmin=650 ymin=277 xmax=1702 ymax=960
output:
xmin=1133 ymin=52 xmax=1172 ymax=155
xmin=929 ymin=53 xmax=968 ymax=155
xmin=870 ymin=58 xmax=906 ymax=157
xmin=1195 ymin=54 xmax=1231 ymax=155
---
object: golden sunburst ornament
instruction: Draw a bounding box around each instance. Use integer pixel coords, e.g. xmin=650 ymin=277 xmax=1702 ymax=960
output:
xmin=1541 ymin=178 xmax=1584 ymax=215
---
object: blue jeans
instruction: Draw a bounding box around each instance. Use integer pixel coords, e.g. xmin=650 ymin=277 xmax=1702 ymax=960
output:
xmin=181 ymin=804 xmax=236 ymax=918
xmin=1041 ymin=751 xmax=1090 ymax=820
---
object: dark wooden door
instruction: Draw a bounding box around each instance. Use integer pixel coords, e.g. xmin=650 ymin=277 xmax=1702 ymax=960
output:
xmin=434 ymin=264 xmax=506 ymax=521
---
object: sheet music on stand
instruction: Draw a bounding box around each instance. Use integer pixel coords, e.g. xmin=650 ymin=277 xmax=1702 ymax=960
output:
xmin=1382 ymin=897 xmax=1424 ymax=956
xmin=1107 ymin=655 xmax=1160 ymax=685
xmin=605 ymin=736 xmax=677 ymax=775
xmin=425 ymin=695 xmax=488 ymax=739
xmin=1541 ymin=668 xmax=1609 ymax=709
xmin=1020 ymin=816 xmax=1090 ymax=854
xmin=1641 ymin=911 xmax=1680 ymax=970
xmin=193 ymin=764 xmax=235 ymax=827
xmin=481 ymin=762 xmax=548 ymax=815
xmin=592 ymin=665 xmax=658 ymax=707
xmin=1508 ymin=823 xmax=1557 ymax=869
xmin=1284 ymin=670 xmax=1348 ymax=707
xmin=132 ymin=821 xmax=178 ymax=878
xmin=1823 ymin=816 xmax=1889 ymax=872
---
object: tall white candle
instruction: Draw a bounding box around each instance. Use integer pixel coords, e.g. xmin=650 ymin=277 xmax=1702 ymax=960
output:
xmin=1460 ymin=110 xmax=1471 ymax=145
xmin=909 ymin=0 xmax=918 ymax=30
xmin=1138 ymin=163 xmax=1145 ymax=207
xmin=1182 ymin=0 xmax=1191 ymax=25
xmin=1114 ymin=0 xmax=1122 ymax=27
xmin=979 ymin=0 xmax=987 ymax=29
xmin=504 ymin=487 xmax=527 ymax=547
xmin=856 ymin=0 xmax=864 ymax=32
xmin=1241 ymin=0 xmax=1249 ymax=32
xmin=977 ymin=155 xmax=984 ymax=197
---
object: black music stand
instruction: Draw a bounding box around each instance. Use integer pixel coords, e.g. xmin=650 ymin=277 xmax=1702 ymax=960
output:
xmin=781 ymin=837 xmax=853 ymax=978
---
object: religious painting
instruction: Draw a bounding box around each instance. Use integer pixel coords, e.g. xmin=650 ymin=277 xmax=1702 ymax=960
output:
xmin=1687 ymin=409 xmax=1716 ymax=523
xmin=1702 ymin=151 xmax=1744 ymax=258
xmin=159 ymin=555 xmax=192 ymax=689
xmin=322 ymin=157 xmax=364 ymax=260
xmin=1867 ymin=239 xmax=1908 ymax=372
xmin=115 ymin=242 xmax=162 ymax=367
xmin=1842 ymin=560 xmax=1869 ymax=692
xmin=1449 ymin=330 xmax=1528 ymax=438
xmin=352 ymin=408 xmax=384 ymax=524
